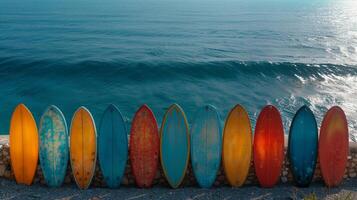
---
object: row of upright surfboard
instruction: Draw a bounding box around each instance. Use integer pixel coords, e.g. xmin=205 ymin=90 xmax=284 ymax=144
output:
xmin=9 ymin=103 xmax=349 ymax=189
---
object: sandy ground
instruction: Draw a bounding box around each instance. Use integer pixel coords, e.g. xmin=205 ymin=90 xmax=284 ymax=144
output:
xmin=0 ymin=179 xmax=356 ymax=200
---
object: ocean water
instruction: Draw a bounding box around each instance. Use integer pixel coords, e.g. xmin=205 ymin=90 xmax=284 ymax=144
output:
xmin=0 ymin=0 xmax=356 ymax=139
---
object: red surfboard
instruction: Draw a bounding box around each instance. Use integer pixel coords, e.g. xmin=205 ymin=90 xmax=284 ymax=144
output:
xmin=129 ymin=105 xmax=159 ymax=188
xmin=319 ymin=106 xmax=349 ymax=187
xmin=253 ymin=105 xmax=284 ymax=188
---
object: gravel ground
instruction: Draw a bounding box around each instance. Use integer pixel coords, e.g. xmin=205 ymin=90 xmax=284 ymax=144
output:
xmin=0 ymin=179 xmax=356 ymax=200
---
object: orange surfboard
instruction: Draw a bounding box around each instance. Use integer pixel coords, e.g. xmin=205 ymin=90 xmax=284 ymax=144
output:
xmin=319 ymin=106 xmax=349 ymax=187
xmin=10 ymin=104 xmax=39 ymax=185
xmin=222 ymin=104 xmax=252 ymax=187
xmin=70 ymin=107 xmax=97 ymax=189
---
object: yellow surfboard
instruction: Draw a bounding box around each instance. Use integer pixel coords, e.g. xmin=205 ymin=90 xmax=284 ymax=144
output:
xmin=10 ymin=104 xmax=39 ymax=185
xmin=70 ymin=107 xmax=97 ymax=189
xmin=222 ymin=104 xmax=252 ymax=187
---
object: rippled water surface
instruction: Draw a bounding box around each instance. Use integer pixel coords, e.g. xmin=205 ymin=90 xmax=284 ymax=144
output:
xmin=0 ymin=0 xmax=356 ymax=139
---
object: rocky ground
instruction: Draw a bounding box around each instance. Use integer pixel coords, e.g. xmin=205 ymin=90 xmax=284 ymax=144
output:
xmin=0 ymin=178 xmax=356 ymax=200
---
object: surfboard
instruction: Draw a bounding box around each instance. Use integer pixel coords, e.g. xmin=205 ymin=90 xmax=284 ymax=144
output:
xmin=288 ymin=105 xmax=318 ymax=187
xmin=69 ymin=106 xmax=97 ymax=189
xmin=39 ymin=105 xmax=68 ymax=187
xmin=222 ymin=104 xmax=252 ymax=187
xmin=160 ymin=104 xmax=190 ymax=188
xmin=319 ymin=106 xmax=349 ymax=187
xmin=9 ymin=104 xmax=39 ymax=185
xmin=253 ymin=105 xmax=284 ymax=188
xmin=191 ymin=105 xmax=222 ymax=188
xmin=129 ymin=105 xmax=159 ymax=188
xmin=98 ymin=104 xmax=128 ymax=188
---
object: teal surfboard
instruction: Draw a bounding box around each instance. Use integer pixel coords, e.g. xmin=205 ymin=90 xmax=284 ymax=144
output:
xmin=39 ymin=105 xmax=69 ymax=187
xmin=288 ymin=105 xmax=318 ymax=187
xmin=98 ymin=104 xmax=128 ymax=188
xmin=191 ymin=105 xmax=222 ymax=188
xmin=160 ymin=104 xmax=190 ymax=188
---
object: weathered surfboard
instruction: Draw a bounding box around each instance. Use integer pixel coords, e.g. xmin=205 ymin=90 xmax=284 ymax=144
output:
xmin=10 ymin=104 xmax=39 ymax=185
xmin=222 ymin=104 xmax=252 ymax=187
xmin=70 ymin=107 xmax=97 ymax=189
xmin=98 ymin=104 xmax=128 ymax=188
xmin=253 ymin=105 xmax=284 ymax=188
xmin=288 ymin=105 xmax=318 ymax=187
xmin=160 ymin=104 xmax=190 ymax=188
xmin=129 ymin=105 xmax=159 ymax=188
xmin=191 ymin=105 xmax=222 ymax=188
xmin=319 ymin=106 xmax=349 ymax=187
xmin=39 ymin=105 xmax=69 ymax=187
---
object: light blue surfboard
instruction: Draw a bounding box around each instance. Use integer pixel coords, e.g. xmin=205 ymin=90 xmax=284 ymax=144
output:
xmin=39 ymin=105 xmax=69 ymax=187
xmin=191 ymin=105 xmax=222 ymax=188
xmin=288 ymin=105 xmax=318 ymax=187
xmin=98 ymin=104 xmax=128 ymax=188
xmin=160 ymin=104 xmax=190 ymax=188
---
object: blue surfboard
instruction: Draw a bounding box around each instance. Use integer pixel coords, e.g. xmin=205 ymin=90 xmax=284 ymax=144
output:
xmin=191 ymin=105 xmax=222 ymax=188
xmin=288 ymin=105 xmax=318 ymax=187
xmin=98 ymin=104 xmax=128 ymax=188
xmin=39 ymin=105 xmax=69 ymax=187
xmin=160 ymin=104 xmax=190 ymax=188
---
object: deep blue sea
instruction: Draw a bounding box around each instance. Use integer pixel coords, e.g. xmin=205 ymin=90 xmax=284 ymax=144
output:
xmin=0 ymin=0 xmax=356 ymax=139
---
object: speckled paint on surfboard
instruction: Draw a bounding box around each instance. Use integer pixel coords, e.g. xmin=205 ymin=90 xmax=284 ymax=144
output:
xmin=10 ymin=104 xmax=39 ymax=185
xmin=39 ymin=105 xmax=69 ymax=187
xmin=160 ymin=104 xmax=190 ymax=188
xmin=253 ymin=105 xmax=284 ymax=188
xmin=70 ymin=107 xmax=97 ymax=189
xmin=222 ymin=104 xmax=252 ymax=187
xmin=191 ymin=105 xmax=222 ymax=188
xmin=98 ymin=104 xmax=128 ymax=188
xmin=319 ymin=106 xmax=349 ymax=187
xmin=129 ymin=105 xmax=159 ymax=188
xmin=288 ymin=106 xmax=318 ymax=187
